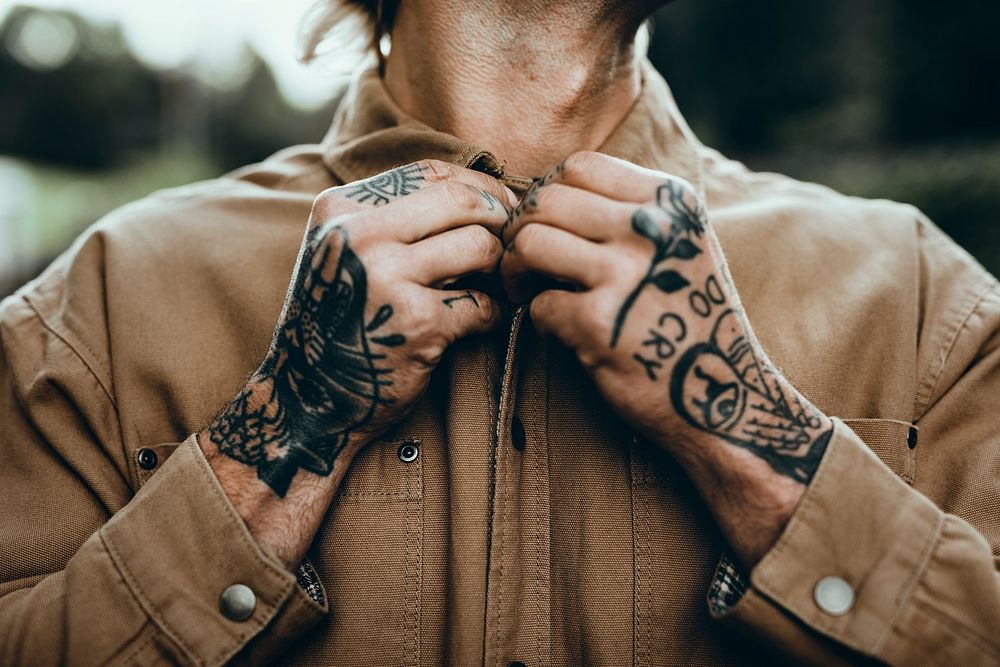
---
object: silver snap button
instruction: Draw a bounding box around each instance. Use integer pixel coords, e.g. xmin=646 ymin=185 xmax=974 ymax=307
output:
xmin=397 ymin=441 xmax=419 ymax=463
xmin=814 ymin=576 xmax=854 ymax=616
xmin=219 ymin=583 xmax=256 ymax=621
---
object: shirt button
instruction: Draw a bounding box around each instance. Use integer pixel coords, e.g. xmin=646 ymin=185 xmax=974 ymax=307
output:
xmin=511 ymin=416 xmax=526 ymax=451
xmin=219 ymin=584 xmax=256 ymax=621
xmin=397 ymin=441 xmax=419 ymax=463
xmin=814 ymin=576 xmax=854 ymax=616
xmin=136 ymin=448 xmax=158 ymax=470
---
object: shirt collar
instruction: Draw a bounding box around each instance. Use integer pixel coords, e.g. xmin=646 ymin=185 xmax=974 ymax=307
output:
xmin=322 ymin=59 xmax=704 ymax=197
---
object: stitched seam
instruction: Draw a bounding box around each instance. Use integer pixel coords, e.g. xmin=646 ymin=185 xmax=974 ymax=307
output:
xmin=534 ymin=383 xmax=543 ymax=666
xmin=841 ymin=417 xmax=916 ymax=428
xmin=20 ymin=295 xmax=116 ymax=406
xmin=337 ymin=491 xmax=412 ymax=499
xmin=188 ymin=438 xmax=291 ymax=583
xmin=841 ymin=418 xmax=917 ymax=484
xmin=872 ymin=509 xmax=946 ymax=654
xmin=100 ymin=531 xmax=206 ymax=666
xmin=404 ymin=462 xmax=417 ymax=665
xmin=629 ymin=443 xmax=639 ymax=667
xmin=494 ymin=431 xmax=512 ymax=667
xmin=164 ymin=438 xmax=293 ymax=664
xmin=916 ymin=282 xmax=993 ymax=419
xmin=17 ymin=296 xmax=131 ymax=479
xmin=482 ymin=334 xmax=499 ymax=666
xmin=113 ymin=624 xmax=156 ymax=667
xmin=417 ymin=456 xmax=424 ymax=666
xmin=906 ymin=593 xmax=1000 ymax=660
xmin=642 ymin=469 xmax=652 ymax=665
xmin=755 ymin=423 xmax=942 ymax=652
xmin=491 ymin=308 xmax=524 ymax=666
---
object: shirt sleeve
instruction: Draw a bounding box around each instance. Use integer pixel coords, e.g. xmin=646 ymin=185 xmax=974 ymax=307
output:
xmin=0 ymin=292 xmax=327 ymax=666
xmin=708 ymin=235 xmax=1000 ymax=664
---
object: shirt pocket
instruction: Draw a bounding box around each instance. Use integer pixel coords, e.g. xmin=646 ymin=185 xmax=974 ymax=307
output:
xmin=289 ymin=433 xmax=424 ymax=666
xmin=841 ymin=417 xmax=917 ymax=484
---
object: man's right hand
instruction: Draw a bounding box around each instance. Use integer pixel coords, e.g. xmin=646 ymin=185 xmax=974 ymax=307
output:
xmin=199 ymin=161 xmax=515 ymax=568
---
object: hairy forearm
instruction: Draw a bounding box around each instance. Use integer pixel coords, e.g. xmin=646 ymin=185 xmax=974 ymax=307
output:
xmin=198 ymin=377 xmax=363 ymax=570
xmin=660 ymin=406 xmax=833 ymax=568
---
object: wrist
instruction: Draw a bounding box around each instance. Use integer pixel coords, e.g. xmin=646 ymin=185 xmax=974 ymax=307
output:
xmin=651 ymin=414 xmax=830 ymax=567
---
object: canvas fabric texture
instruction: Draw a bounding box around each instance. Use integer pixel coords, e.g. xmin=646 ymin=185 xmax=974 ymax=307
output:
xmin=1 ymin=61 xmax=999 ymax=666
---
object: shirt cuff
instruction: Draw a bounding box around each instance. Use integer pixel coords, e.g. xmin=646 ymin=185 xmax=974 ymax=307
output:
xmin=100 ymin=435 xmax=327 ymax=666
xmin=709 ymin=417 xmax=945 ymax=662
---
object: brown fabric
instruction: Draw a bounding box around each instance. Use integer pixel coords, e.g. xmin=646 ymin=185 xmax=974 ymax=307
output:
xmin=2 ymin=61 xmax=999 ymax=665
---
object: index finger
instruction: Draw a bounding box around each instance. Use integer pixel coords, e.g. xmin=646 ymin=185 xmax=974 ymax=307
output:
xmin=537 ymin=151 xmax=682 ymax=204
xmin=314 ymin=159 xmax=517 ymax=219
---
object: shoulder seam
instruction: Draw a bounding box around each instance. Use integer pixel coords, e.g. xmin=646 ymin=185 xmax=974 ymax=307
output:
xmin=915 ymin=278 xmax=998 ymax=420
xmin=18 ymin=294 xmax=118 ymax=410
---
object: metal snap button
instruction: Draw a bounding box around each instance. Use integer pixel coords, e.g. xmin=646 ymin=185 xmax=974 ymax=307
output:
xmin=397 ymin=441 xmax=419 ymax=463
xmin=219 ymin=584 xmax=256 ymax=621
xmin=814 ymin=576 xmax=854 ymax=616
xmin=136 ymin=448 xmax=158 ymax=470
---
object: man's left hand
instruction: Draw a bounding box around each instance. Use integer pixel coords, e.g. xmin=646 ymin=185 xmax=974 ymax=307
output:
xmin=500 ymin=152 xmax=834 ymax=565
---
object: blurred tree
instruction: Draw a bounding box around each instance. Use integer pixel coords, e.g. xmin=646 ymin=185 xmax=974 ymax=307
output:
xmin=884 ymin=0 xmax=1000 ymax=143
xmin=1 ymin=2 xmax=998 ymax=295
xmin=0 ymin=8 xmax=160 ymax=169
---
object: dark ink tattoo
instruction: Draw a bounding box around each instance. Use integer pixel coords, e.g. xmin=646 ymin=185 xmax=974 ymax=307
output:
xmin=506 ymin=162 xmax=566 ymax=233
xmin=670 ymin=309 xmax=831 ymax=483
xmin=610 ymin=181 xmax=706 ymax=347
xmin=633 ymin=312 xmax=687 ymax=380
xmin=208 ymin=226 xmax=402 ymax=497
xmin=480 ymin=191 xmax=498 ymax=211
xmin=345 ymin=163 xmax=427 ymax=206
xmin=442 ymin=290 xmax=480 ymax=309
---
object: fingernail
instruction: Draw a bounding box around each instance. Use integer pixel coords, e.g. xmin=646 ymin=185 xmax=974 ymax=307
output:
xmin=503 ymin=187 xmax=518 ymax=208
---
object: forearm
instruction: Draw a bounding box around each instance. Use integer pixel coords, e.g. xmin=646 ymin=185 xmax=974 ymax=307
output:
xmin=1 ymin=435 xmax=326 ymax=666
xmin=663 ymin=410 xmax=833 ymax=567
xmin=199 ymin=376 xmax=364 ymax=570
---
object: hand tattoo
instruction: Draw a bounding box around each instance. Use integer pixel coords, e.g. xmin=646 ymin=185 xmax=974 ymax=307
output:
xmin=670 ymin=310 xmax=831 ymax=483
xmin=345 ymin=163 xmax=427 ymax=206
xmin=442 ymin=290 xmax=480 ymax=309
xmin=610 ymin=181 xmax=706 ymax=347
xmin=622 ymin=181 xmax=831 ymax=484
xmin=208 ymin=226 xmax=403 ymax=497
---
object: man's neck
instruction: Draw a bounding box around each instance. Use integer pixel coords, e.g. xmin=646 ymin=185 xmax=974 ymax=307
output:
xmin=384 ymin=1 xmax=648 ymax=176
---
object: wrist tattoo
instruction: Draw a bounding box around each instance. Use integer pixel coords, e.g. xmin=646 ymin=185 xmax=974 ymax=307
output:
xmin=208 ymin=226 xmax=403 ymax=497
xmin=623 ymin=180 xmax=831 ymax=483
xmin=670 ymin=309 xmax=831 ymax=483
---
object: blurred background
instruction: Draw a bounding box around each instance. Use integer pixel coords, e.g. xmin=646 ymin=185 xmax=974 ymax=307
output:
xmin=1 ymin=0 xmax=998 ymax=297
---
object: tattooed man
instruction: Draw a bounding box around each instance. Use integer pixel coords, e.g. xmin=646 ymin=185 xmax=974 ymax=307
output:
xmin=2 ymin=1 xmax=999 ymax=665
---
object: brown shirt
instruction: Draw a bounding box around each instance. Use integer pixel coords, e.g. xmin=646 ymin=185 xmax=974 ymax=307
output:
xmin=2 ymin=62 xmax=999 ymax=666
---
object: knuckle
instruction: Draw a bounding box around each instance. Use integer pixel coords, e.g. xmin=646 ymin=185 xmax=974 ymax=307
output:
xmin=412 ymin=341 xmax=446 ymax=368
xmin=516 ymin=223 xmax=546 ymax=254
xmin=476 ymin=293 xmax=498 ymax=322
xmin=468 ymin=225 xmax=502 ymax=262
xmin=562 ymin=151 xmax=602 ymax=178
xmin=532 ymin=182 xmax=559 ymax=209
xmin=310 ymin=187 xmax=344 ymax=221
xmin=442 ymin=181 xmax=481 ymax=211
xmin=418 ymin=159 xmax=452 ymax=183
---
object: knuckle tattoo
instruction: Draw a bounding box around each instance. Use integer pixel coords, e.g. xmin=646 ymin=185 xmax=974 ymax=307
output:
xmin=206 ymin=225 xmax=406 ymax=498
xmin=603 ymin=177 xmax=832 ymax=486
